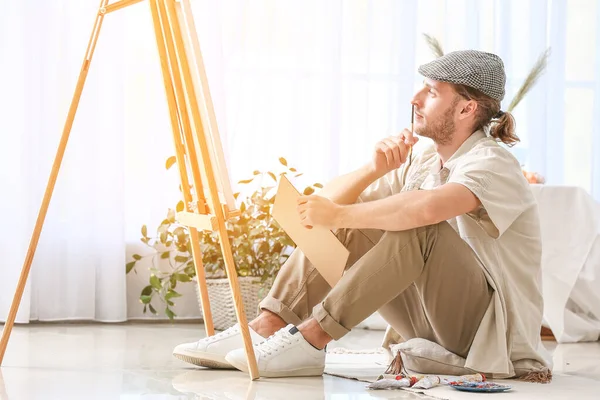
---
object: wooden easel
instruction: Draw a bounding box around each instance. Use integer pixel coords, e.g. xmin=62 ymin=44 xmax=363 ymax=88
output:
xmin=0 ymin=0 xmax=259 ymax=380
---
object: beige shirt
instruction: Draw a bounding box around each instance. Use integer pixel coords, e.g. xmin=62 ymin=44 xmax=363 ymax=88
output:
xmin=360 ymin=130 xmax=550 ymax=377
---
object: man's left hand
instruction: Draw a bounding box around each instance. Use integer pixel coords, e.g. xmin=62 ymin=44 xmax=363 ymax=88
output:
xmin=297 ymin=195 xmax=344 ymax=230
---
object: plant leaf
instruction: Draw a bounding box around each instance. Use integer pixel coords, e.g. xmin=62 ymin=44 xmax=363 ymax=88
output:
xmin=140 ymin=295 xmax=152 ymax=304
xmin=165 ymin=308 xmax=175 ymax=319
xmin=150 ymin=275 xmax=161 ymax=290
xmin=313 ymin=183 xmax=323 ymax=188
xmin=161 ymin=251 xmax=170 ymax=259
xmin=174 ymin=227 xmax=186 ymax=238
xmin=166 ymin=156 xmax=177 ymax=170
xmin=165 ymin=290 xmax=182 ymax=300
xmin=303 ymin=187 xmax=315 ymax=195
xmin=175 ymin=273 xmax=191 ymax=282
xmin=149 ymin=304 xmax=157 ymax=315
xmin=268 ymin=172 xmax=277 ymax=182
xmin=238 ymin=179 xmax=253 ymax=184
xmin=176 ymin=200 xmax=185 ymax=212
xmin=174 ymin=255 xmax=188 ymax=263
xmin=279 ymin=157 xmax=288 ymax=166
xmin=141 ymin=285 xmax=153 ymax=296
xmin=126 ymin=261 xmax=136 ymax=273
xmin=141 ymin=225 xmax=148 ymax=237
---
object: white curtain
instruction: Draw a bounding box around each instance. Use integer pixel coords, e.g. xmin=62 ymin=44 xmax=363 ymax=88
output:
xmin=1 ymin=0 xmax=599 ymax=322
xmin=0 ymin=0 xmax=130 ymax=322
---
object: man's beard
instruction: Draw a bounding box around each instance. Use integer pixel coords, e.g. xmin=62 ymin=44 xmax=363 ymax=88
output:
xmin=415 ymin=99 xmax=458 ymax=145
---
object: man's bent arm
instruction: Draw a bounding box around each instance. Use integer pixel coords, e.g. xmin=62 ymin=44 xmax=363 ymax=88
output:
xmin=319 ymin=163 xmax=383 ymax=205
xmin=337 ymin=183 xmax=481 ymax=231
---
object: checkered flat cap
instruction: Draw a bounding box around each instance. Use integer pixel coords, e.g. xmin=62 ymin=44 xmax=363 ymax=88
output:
xmin=418 ymin=50 xmax=506 ymax=101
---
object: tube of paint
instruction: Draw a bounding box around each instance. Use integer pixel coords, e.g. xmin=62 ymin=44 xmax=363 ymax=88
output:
xmin=412 ymin=375 xmax=441 ymax=389
xmin=367 ymin=377 xmax=412 ymax=390
xmin=445 ymin=373 xmax=486 ymax=385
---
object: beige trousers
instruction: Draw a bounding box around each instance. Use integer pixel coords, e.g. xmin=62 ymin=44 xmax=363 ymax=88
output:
xmin=259 ymin=222 xmax=492 ymax=358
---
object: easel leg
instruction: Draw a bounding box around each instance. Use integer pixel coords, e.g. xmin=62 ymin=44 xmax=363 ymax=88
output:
xmin=161 ymin=0 xmax=260 ymax=379
xmin=218 ymin=226 xmax=261 ymax=380
xmin=0 ymin=0 xmax=110 ymax=365
xmin=148 ymin=0 xmax=215 ymax=337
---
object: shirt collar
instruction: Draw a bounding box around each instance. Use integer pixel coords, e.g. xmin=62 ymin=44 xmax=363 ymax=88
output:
xmin=429 ymin=130 xmax=487 ymax=174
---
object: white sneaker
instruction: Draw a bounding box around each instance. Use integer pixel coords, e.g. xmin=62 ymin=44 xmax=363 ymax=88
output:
xmin=173 ymin=324 xmax=265 ymax=369
xmin=224 ymin=325 xmax=326 ymax=378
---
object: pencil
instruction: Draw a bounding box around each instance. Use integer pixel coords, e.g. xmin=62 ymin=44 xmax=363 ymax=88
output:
xmin=408 ymin=105 xmax=414 ymax=165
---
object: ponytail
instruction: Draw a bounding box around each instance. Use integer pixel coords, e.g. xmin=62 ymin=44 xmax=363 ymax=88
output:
xmin=489 ymin=111 xmax=519 ymax=147
xmin=452 ymin=84 xmax=521 ymax=147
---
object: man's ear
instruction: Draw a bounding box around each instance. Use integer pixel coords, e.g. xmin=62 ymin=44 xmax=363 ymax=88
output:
xmin=459 ymin=100 xmax=477 ymax=120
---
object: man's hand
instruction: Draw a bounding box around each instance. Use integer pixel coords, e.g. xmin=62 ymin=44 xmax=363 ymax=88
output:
xmin=297 ymin=195 xmax=344 ymax=230
xmin=371 ymin=128 xmax=419 ymax=176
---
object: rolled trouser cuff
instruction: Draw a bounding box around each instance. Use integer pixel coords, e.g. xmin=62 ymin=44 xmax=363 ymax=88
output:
xmin=258 ymin=296 xmax=304 ymax=326
xmin=312 ymin=302 xmax=351 ymax=340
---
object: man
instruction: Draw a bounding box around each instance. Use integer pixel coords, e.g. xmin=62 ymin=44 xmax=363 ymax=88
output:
xmin=173 ymin=50 xmax=551 ymax=381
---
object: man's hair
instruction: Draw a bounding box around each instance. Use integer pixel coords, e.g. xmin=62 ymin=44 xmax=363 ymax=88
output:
xmin=452 ymin=84 xmax=520 ymax=147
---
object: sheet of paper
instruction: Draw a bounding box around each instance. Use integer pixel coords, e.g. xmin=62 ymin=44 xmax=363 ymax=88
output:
xmin=272 ymin=175 xmax=350 ymax=287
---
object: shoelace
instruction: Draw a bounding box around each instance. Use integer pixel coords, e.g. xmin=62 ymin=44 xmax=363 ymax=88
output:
xmin=255 ymin=329 xmax=297 ymax=357
xmin=202 ymin=324 xmax=239 ymax=343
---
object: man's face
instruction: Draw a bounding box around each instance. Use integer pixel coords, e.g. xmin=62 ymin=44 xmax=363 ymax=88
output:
xmin=411 ymin=79 xmax=461 ymax=145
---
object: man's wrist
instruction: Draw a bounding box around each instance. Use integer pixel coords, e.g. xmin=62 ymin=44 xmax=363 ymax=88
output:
xmin=361 ymin=163 xmax=385 ymax=181
xmin=335 ymin=204 xmax=353 ymax=229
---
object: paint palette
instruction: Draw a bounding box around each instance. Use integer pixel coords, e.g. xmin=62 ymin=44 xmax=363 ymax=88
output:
xmin=449 ymin=381 xmax=513 ymax=393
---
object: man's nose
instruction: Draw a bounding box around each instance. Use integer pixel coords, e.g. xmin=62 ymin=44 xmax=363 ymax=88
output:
xmin=410 ymin=89 xmax=424 ymax=107
xmin=410 ymin=96 xmax=421 ymax=109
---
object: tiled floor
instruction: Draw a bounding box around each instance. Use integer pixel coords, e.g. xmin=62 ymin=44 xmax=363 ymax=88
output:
xmin=0 ymin=322 xmax=599 ymax=399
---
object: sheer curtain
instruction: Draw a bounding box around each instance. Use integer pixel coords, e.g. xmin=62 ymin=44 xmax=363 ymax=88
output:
xmin=1 ymin=0 xmax=598 ymax=322
xmin=209 ymin=0 xmax=600 ymax=197
xmin=0 ymin=0 xmax=130 ymax=322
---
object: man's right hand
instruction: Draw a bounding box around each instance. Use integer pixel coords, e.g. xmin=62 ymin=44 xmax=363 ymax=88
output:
xmin=371 ymin=128 xmax=419 ymax=176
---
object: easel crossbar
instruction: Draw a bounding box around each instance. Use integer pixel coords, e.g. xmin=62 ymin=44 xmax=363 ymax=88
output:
xmin=102 ymin=0 xmax=145 ymax=14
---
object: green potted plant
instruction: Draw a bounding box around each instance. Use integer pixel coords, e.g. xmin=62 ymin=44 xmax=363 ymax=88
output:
xmin=126 ymin=157 xmax=322 ymax=328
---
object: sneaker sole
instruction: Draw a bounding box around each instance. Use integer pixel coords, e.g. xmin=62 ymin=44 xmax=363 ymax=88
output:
xmin=226 ymin=357 xmax=324 ymax=378
xmin=173 ymin=351 xmax=234 ymax=369
xmin=259 ymin=367 xmax=325 ymax=378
